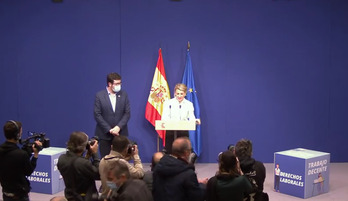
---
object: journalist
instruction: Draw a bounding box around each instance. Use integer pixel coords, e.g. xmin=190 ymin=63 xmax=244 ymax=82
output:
xmin=57 ymin=131 xmax=100 ymax=201
xmin=99 ymin=135 xmax=144 ymax=198
xmin=102 ymin=160 xmax=152 ymax=201
xmin=0 ymin=120 xmax=42 ymax=201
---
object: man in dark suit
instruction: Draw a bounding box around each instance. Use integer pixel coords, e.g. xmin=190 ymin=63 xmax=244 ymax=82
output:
xmin=94 ymin=72 xmax=131 ymax=158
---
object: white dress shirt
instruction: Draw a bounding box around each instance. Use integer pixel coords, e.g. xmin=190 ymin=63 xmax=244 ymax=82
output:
xmin=107 ymin=87 xmax=116 ymax=112
xmin=162 ymin=98 xmax=195 ymax=121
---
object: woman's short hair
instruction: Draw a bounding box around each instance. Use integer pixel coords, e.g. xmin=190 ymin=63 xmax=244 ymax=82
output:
xmin=174 ymin=83 xmax=187 ymax=94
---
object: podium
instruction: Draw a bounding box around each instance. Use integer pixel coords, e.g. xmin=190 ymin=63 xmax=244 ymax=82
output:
xmin=155 ymin=120 xmax=196 ymax=153
xmin=155 ymin=120 xmax=196 ymax=131
xmin=155 ymin=120 xmax=196 ymax=139
xmin=28 ymin=147 xmax=66 ymax=194
xmin=274 ymin=148 xmax=330 ymax=198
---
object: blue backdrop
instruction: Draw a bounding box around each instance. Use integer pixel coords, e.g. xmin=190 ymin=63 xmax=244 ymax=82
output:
xmin=1 ymin=0 xmax=347 ymax=163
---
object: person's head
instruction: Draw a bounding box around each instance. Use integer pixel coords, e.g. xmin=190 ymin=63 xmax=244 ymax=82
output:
xmin=235 ymin=138 xmax=253 ymax=158
xmin=151 ymin=152 xmax=164 ymax=171
xmin=107 ymin=72 xmax=122 ymax=93
xmin=172 ymin=137 xmax=192 ymax=162
xmin=104 ymin=160 xmax=130 ymax=190
xmin=174 ymin=83 xmax=187 ymax=103
xmin=66 ymin=131 xmax=89 ymax=154
xmin=218 ymin=150 xmax=240 ymax=175
xmin=276 ymin=164 xmax=279 ymax=169
xmin=111 ymin=135 xmax=131 ymax=156
xmin=3 ymin=120 xmax=22 ymax=141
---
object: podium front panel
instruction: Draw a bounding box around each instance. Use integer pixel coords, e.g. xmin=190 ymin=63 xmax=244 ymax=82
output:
xmin=155 ymin=120 xmax=196 ymax=131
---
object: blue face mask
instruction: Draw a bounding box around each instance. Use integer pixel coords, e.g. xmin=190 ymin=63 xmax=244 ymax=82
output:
xmin=106 ymin=181 xmax=118 ymax=191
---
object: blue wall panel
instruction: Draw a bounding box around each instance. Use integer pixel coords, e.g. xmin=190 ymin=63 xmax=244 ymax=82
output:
xmin=1 ymin=0 xmax=347 ymax=163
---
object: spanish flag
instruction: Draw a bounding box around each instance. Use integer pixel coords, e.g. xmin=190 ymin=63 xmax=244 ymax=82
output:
xmin=145 ymin=48 xmax=170 ymax=145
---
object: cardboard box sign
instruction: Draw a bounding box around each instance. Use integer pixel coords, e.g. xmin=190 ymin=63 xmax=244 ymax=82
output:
xmin=274 ymin=148 xmax=330 ymax=199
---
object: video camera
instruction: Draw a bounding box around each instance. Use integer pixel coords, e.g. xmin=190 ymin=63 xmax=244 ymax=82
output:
xmin=20 ymin=132 xmax=50 ymax=153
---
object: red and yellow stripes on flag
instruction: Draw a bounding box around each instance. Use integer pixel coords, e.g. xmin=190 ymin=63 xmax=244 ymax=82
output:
xmin=145 ymin=48 xmax=170 ymax=145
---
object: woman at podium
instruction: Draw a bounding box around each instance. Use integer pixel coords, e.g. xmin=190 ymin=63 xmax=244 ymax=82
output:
xmin=161 ymin=83 xmax=200 ymax=154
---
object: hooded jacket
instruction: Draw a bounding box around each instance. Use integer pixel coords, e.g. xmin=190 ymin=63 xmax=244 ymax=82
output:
xmin=0 ymin=141 xmax=37 ymax=197
xmin=153 ymin=154 xmax=204 ymax=201
xmin=238 ymin=156 xmax=266 ymax=192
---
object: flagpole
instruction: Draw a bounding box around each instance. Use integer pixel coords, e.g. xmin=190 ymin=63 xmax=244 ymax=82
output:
xmin=157 ymin=136 xmax=159 ymax=152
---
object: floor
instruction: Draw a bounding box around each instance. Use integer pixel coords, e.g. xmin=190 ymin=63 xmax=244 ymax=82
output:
xmin=1 ymin=163 xmax=347 ymax=201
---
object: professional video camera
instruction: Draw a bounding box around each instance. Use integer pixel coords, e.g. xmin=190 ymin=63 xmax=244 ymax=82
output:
xmin=20 ymin=132 xmax=50 ymax=153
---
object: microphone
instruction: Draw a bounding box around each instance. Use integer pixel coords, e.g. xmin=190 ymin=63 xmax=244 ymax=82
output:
xmin=169 ymin=105 xmax=172 ymax=119
xmin=179 ymin=105 xmax=182 ymax=120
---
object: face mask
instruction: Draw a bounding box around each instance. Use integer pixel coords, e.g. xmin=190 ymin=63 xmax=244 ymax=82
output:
xmin=106 ymin=181 xmax=118 ymax=191
xmin=113 ymin=85 xmax=121 ymax=93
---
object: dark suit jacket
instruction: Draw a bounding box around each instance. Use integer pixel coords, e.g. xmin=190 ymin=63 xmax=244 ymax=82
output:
xmin=94 ymin=89 xmax=131 ymax=140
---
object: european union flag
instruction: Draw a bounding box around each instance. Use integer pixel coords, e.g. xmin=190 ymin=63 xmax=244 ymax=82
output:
xmin=182 ymin=48 xmax=201 ymax=156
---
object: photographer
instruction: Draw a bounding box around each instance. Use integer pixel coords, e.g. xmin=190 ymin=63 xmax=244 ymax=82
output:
xmin=57 ymin=131 xmax=100 ymax=201
xmin=0 ymin=120 xmax=42 ymax=201
xmin=99 ymin=136 xmax=144 ymax=198
xmin=235 ymin=139 xmax=268 ymax=201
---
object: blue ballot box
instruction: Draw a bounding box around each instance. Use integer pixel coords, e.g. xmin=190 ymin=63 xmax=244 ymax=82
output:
xmin=274 ymin=148 xmax=330 ymax=199
xmin=28 ymin=147 xmax=66 ymax=194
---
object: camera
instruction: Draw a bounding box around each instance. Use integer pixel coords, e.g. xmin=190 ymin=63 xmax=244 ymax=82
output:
xmin=227 ymin=144 xmax=235 ymax=152
xmin=188 ymin=151 xmax=198 ymax=165
xmin=127 ymin=141 xmax=137 ymax=154
xmin=20 ymin=132 xmax=50 ymax=153
xmin=86 ymin=136 xmax=99 ymax=150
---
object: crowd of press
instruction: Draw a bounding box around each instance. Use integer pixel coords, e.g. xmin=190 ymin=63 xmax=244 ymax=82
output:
xmin=0 ymin=73 xmax=269 ymax=201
